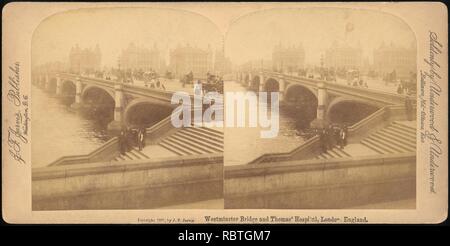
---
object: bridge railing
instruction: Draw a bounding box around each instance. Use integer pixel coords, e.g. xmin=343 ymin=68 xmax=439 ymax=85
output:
xmin=225 ymin=152 xmax=415 ymax=208
xmin=59 ymin=73 xmax=177 ymax=98
xmin=46 ymin=105 xmax=199 ymax=166
xmin=247 ymin=135 xmax=320 ymax=164
xmin=48 ymin=137 xmax=119 ymax=166
xmin=122 ymin=83 xmax=174 ymax=100
xmin=247 ymin=103 xmax=411 ymax=164
xmin=33 ymin=153 xmax=223 ymax=210
xmin=145 ymin=107 xmax=183 ymax=143
xmin=262 ymin=71 xmax=412 ymax=105
xmin=346 ymin=106 xmax=389 ymax=141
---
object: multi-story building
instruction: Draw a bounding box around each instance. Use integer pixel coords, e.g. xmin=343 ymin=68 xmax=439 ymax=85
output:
xmin=69 ymin=44 xmax=101 ymax=74
xmin=169 ymin=44 xmax=213 ymax=78
xmin=373 ymin=42 xmax=416 ymax=79
xmin=118 ymin=43 xmax=162 ymax=73
xmin=272 ymin=43 xmax=305 ymax=73
xmin=324 ymin=41 xmax=362 ymax=70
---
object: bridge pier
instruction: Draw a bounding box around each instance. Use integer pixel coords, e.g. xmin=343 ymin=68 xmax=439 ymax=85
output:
xmin=259 ymin=73 xmax=264 ymax=92
xmin=70 ymin=77 xmax=84 ymax=109
xmin=310 ymin=82 xmax=328 ymax=128
xmin=44 ymin=75 xmax=50 ymax=91
xmin=56 ymin=76 xmax=62 ymax=95
xmin=107 ymin=84 xmax=125 ymax=132
xmin=278 ymin=75 xmax=286 ymax=102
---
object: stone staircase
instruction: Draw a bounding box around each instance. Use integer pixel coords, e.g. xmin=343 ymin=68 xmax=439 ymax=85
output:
xmin=360 ymin=121 xmax=416 ymax=154
xmin=113 ymin=147 xmax=150 ymax=162
xmin=314 ymin=121 xmax=416 ymax=160
xmin=316 ymin=147 xmax=352 ymax=159
xmin=158 ymin=127 xmax=224 ymax=156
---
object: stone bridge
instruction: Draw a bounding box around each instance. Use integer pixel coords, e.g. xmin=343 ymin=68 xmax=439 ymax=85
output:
xmin=236 ymin=69 xmax=411 ymax=126
xmin=33 ymin=72 xmax=190 ymax=132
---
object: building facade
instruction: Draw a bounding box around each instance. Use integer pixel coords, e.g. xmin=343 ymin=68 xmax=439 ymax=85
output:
xmin=169 ymin=44 xmax=213 ymax=78
xmin=118 ymin=43 xmax=162 ymax=73
xmin=373 ymin=42 xmax=416 ymax=79
xmin=69 ymin=44 xmax=101 ymax=74
xmin=324 ymin=41 xmax=362 ymax=70
xmin=272 ymin=44 xmax=305 ymax=73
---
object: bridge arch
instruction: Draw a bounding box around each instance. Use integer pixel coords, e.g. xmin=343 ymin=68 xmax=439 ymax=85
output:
xmin=283 ymin=83 xmax=319 ymax=130
xmin=123 ymin=98 xmax=175 ymax=128
xmin=250 ymin=75 xmax=260 ymax=91
xmin=284 ymin=83 xmax=318 ymax=102
xmin=58 ymin=80 xmax=77 ymax=105
xmin=244 ymin=74 xmax=250 ymax=84
xmin=80 ymin=85 xmax=116 ymax=126
xmin=264 ymin=78 xmax=280 ymax=92
xmin=81 ymin=85 xmax=115 ymax=102
xmin=47 ymin=77 xmax=57 ymax=92
xmin=61 ymin=80 xmax=76 ymax=93
xmin=326 ymin=97 xmax=380 ymax=125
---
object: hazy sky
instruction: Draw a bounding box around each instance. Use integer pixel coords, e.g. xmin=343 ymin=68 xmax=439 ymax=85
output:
xmin=32 ymin=8 xmax=223 ymax=67
xmin=33 ymin=7 xmax=416 ymax=68
xmin=225 ymin=8 xmax=416 ymax=65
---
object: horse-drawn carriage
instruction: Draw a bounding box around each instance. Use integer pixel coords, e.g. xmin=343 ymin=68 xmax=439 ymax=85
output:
xmin=143 ymin=71 xmax=165 ymax=90
xmin=165 ymin=71 xmax=173 ymax=79
xmin=113 ymin=69 xmax=134 ymax=84
xmin=202 ymin=73 xmax=223 ymax=94
xmin=94 ymin=70 xmax=104 ymax=79
xmin=383 ymin=70 xmax=397 ymax=84
xmin=180 ymin=72 xmax=194 ymax=86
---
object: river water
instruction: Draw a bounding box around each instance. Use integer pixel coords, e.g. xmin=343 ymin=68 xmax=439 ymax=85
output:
xmin=224 ymin=81 xmax=305 ymax=166
xmin=31 ymin=85 xmax=111 ymax=167
xmin=31 ymin=81 xmax=303 ymax=167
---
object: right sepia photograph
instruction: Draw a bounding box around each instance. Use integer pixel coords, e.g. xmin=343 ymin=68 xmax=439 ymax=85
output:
xmin=223 ymin=8 xmax=417 ymax=209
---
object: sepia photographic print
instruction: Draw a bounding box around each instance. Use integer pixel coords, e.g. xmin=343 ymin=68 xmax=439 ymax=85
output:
xmin=2 ymin=2 xmax=448 ymax=224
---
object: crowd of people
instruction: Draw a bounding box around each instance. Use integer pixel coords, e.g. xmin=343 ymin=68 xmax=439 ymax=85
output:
xmin=347 ymin=78 xmax=369 ymax=88
xmin=87 ymin=68 xmax=168 ymax=90
xmin=181 ymin=71 xmax=224 ymax=94
xmin=316 ymin=124 xmax=348 ymax=154
xmin=118 ymin=127 xmax=147 ymax=155
xmin=397 ymin=80 xmax=415 ymax=95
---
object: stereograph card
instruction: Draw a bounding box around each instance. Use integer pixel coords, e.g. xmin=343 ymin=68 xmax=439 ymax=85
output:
xmin=2 ymin=2 xmax=448 ymax=224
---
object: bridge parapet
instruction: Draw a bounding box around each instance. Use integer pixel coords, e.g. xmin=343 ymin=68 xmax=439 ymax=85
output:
xmin=33 ymin=153 xmax=223 ymax=210
xmin=248 ymin=104 xmax=415 ymax=164
xmin=48 ymin=137 xmax=120 ymax=166
xmin=260 ymin=70 xmax=412 ymax=106
xmin=225 ymin=152 xmax=415 ymax=208
xmin=46 ymin=73 xmax=185 ymax=132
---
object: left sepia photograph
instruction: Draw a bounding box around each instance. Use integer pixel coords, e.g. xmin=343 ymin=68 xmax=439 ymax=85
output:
xmin=31 ymin=7 xmax=225 ymax=210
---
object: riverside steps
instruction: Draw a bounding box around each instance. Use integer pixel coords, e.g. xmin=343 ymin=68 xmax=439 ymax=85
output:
xmin=32 ymin=72 xmax=224 ymax=209
xmin=225 ymin=70 xmax=417 ymax=208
